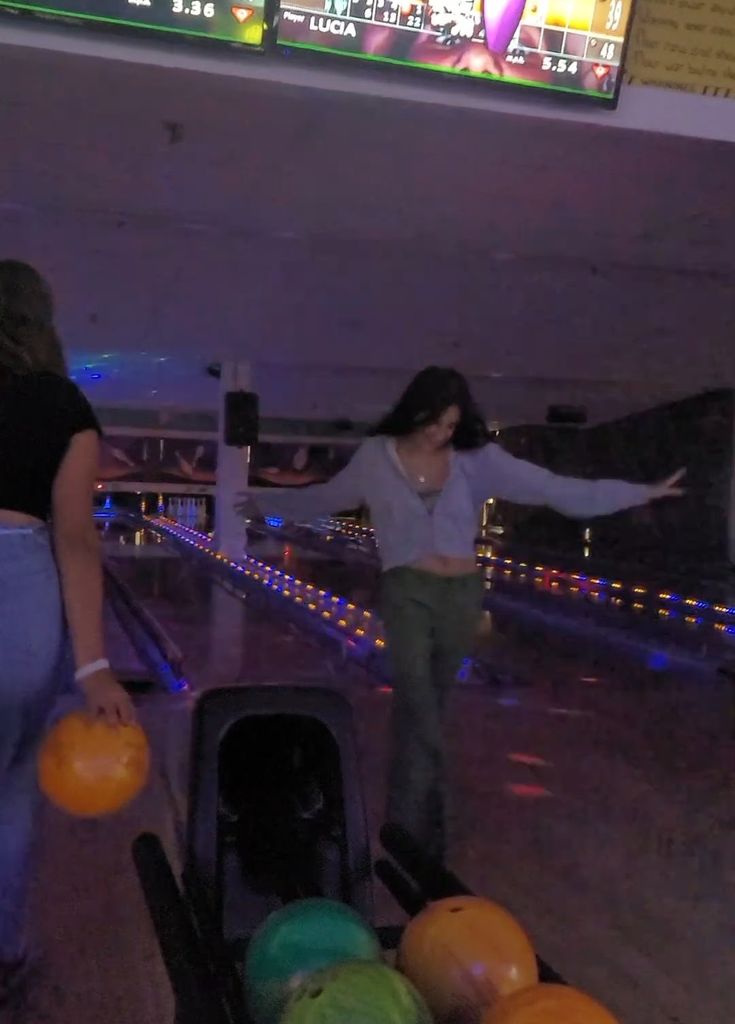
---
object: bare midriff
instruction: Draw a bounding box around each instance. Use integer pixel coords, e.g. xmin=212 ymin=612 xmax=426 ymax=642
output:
xmin=410 ymin=553 xmax=478 ymax=577
xmin=0 ymin=509 xmax=45 ymax=527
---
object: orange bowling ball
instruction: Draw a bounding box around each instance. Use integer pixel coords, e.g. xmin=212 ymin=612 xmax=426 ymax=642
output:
xmin=483 ymin=983 xmax=620 ymax=1024
xmin=398 ymin=896 xmax=538 ymax=1024
xmin=38 ymin=711 xmax=150 ymax=817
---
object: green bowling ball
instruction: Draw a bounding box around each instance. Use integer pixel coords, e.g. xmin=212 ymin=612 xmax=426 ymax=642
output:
xmin=245 ymin=898 xmax=382 ymax=1024
xmin=282 ymin=961 xmax=433 ymax=1024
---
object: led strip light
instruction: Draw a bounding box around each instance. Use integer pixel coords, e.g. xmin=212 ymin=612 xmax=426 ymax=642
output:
xmin=147 ymin=517 xmax=387 ymax=652
xmin=316 ymin=518 xmax=735 ymax=638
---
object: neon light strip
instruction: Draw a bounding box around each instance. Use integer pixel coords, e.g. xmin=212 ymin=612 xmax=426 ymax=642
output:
xmin=148 ymin=517 xmax=387 ymax=651
xmin=317 ymin=517 xmax=735 ymax=634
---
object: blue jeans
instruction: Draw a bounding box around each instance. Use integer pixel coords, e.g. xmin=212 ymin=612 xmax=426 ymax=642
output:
xmin=0 ymin=527 xmax=69 ymax=961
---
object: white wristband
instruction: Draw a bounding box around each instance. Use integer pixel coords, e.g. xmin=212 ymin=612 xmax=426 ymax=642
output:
xmin=75 ymin=659 xmax=110 ymax=683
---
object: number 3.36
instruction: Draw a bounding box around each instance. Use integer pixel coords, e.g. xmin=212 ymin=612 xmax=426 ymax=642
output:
xmin=172 ymin=0 xmax=216 ymax=13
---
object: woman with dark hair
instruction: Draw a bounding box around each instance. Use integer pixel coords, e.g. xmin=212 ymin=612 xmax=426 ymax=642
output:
xmin=238 ymin=366 xmax=684 ymax=859
xmin=0 ymin=260 xmax=134 ymax=1004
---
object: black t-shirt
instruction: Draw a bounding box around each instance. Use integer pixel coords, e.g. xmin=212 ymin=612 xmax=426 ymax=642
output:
xmin=0 ymin=372 xmax=101 ymax=521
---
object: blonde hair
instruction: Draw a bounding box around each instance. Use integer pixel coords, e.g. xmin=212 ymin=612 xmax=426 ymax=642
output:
xmin=0 ymin=260 xmax=67 ymax=376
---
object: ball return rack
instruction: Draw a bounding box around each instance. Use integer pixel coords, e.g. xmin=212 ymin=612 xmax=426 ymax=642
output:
xmin=132 ymin=685 xmax=565 ymax=1024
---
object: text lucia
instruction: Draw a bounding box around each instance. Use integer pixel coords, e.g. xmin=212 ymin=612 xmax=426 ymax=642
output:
xmin=282 ymin=9 xmax=357 ymax=35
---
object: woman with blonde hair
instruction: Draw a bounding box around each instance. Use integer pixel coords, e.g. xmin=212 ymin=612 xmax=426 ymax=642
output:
xmin=0 ymin=260 xmax=134 ymax=1004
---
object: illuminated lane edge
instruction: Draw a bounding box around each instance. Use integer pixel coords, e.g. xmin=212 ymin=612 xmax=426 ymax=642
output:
xmin=146 ymin=514 xmax=735 ymax=660
xmin=317 ymin=518 xmax=735 ymax=637
xmin=146 ymin=516 xmax=388 ymax=655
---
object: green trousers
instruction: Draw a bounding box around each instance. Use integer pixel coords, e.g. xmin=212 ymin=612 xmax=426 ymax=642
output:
xmin=380 ymin=567 xmax=484 ymax=862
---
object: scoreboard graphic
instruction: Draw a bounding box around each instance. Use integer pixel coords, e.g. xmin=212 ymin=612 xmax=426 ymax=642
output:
xmin=277 ymin=0 xmax=634 ymax=100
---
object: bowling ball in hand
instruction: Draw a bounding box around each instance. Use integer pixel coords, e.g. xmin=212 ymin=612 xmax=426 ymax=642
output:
xmin=38 ymin=711 xmax=150 ymax=817
xmin=398 ymin=896 xmax=538 ymax=1023
xmin=282 ymin=961 xmax=432 ymax=1024
xmin=483 ymin=983 xmax=620 ymax=1023
xmin=245 ymin=898 xmax=382 ymax=1024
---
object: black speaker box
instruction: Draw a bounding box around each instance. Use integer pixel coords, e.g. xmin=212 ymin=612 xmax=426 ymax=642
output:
xmin=224 ymin=391 xmax=259 ymax=447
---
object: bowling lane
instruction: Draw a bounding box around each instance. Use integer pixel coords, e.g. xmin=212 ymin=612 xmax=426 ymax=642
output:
xmin=25 ymin=520 xmax=734 ymax=1024
xmin=103 ymin=602 xmax=149 ymax=683
xmin=102 ymin=521 xmax=380 ymax=692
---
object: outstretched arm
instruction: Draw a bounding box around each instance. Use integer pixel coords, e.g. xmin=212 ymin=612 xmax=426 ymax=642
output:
xmin=473 ymin=443 xmax=685 ymax=518
xmin=237 ymin=443 xmax=367 ymax=523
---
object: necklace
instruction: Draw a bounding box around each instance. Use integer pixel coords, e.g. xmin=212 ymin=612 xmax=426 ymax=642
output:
xmin=393 ymin=439 xmax=436 ymax=487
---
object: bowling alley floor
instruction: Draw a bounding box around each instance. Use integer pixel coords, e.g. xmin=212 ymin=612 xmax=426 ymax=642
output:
xmin=14 ymin=524 xmax=734 ymax=1024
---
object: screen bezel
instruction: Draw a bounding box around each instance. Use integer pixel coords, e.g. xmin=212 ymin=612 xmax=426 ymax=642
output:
xmin=274 ymin=0 xmax=639 ymax=109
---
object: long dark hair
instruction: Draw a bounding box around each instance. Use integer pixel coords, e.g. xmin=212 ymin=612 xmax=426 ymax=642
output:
xmin=0 ymin=260 xmax=67 ymax=377
xmin=372 ymin=366 xmax=491 ymax=451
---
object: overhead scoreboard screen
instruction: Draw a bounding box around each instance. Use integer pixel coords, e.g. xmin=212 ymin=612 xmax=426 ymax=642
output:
xmin=0 ymin=0 xmax=636 ymax=103
xmin=0 ymin=0 xmax=265 ymax=46
xmin=277 ymin=0 xmax=634 ymax=101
